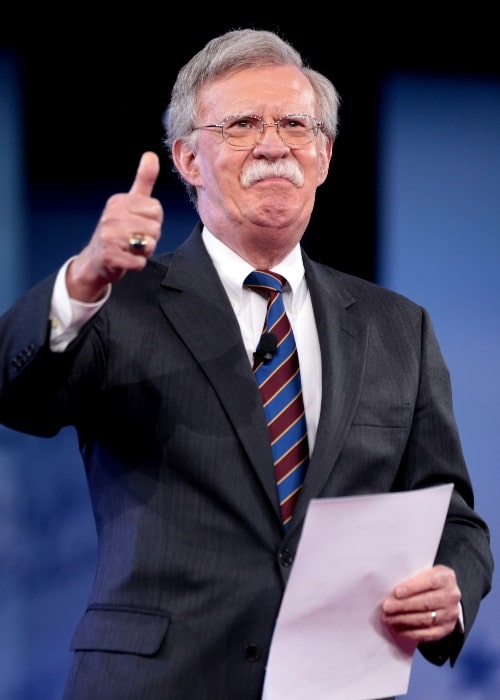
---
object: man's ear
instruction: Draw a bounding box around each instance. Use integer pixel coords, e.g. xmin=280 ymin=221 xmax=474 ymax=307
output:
xmin=172 ymin=139 xmax=203 ymax=187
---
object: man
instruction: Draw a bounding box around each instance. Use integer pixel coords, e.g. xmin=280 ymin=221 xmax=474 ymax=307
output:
xmin=0 ymin=28 xmax=493 ymax=700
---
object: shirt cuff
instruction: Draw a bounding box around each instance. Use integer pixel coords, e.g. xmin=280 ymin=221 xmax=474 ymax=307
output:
xmin=49 ymin=257 xmax=111 ymax=351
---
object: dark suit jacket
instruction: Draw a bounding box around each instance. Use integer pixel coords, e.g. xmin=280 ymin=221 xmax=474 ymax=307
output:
xmin=0 ymin=223 xmax=493 ymax=700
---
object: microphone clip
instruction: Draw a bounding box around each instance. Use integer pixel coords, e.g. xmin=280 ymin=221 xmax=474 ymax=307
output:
xmin=253 ymin=332 xmax=278 ymax=364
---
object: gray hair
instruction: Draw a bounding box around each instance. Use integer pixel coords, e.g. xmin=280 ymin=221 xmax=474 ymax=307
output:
xmin=163 ymin=28 xmax=341 ymax=205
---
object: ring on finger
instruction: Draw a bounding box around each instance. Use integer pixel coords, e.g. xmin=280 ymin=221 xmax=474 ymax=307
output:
xmin=430 ymin=610 xmax=437 ymax=625
xmin=129 ymin=233 xmax=147 ymax=252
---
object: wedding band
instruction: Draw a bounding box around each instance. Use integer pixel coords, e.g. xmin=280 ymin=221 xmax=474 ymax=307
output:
xmin=129 ymin=233 xmax=147 ymax=252
xmin=431 ymin=610 xmax=437 ymax=624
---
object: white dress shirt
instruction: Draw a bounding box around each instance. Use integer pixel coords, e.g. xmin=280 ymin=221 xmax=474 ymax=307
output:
xmin=202 ymin=228 xmax=321 ymax=452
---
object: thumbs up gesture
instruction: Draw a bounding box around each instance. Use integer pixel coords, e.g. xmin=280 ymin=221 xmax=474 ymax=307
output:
xmin=66 ymin=152 xmax=164 ymax=302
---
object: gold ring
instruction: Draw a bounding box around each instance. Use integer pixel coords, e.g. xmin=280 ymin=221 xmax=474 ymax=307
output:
xmin=431 ymin=610 xmax=437 ymax=625
xmin=129 ymin=233 xmax=147 ymax=252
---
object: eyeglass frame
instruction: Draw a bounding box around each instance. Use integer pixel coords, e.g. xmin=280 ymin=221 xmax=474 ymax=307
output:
xmin=191 ymin=113 xmax=325 ymax=149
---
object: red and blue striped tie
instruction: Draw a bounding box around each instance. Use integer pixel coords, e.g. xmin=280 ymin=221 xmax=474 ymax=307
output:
xmin=244 ymin=270 xmax=309 ymax=530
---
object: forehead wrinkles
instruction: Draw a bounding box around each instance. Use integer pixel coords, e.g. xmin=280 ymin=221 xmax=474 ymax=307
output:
xmin=196 ymin=67 xmax=318 ymax=120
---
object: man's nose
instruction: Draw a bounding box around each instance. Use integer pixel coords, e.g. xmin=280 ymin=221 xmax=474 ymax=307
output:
xmin=254 ymin=122 xmax=289 ymax=152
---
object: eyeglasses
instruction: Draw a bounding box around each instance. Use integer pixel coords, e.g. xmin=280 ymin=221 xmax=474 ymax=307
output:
xmin=192 ymin=114 xmax=324 ymax=148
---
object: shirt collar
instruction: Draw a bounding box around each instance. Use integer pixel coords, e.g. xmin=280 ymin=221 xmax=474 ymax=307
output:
xmin=201 ymin=226 xmax=306 ymax=303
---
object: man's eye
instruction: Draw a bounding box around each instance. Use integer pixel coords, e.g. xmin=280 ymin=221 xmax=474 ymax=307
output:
xmin=234 ymin=119 xmax=257 ymax=129
xmin=282 ymin=119 xmax=304 ymax=129
xmin=226 ymin=117 xmax=259 ymax=130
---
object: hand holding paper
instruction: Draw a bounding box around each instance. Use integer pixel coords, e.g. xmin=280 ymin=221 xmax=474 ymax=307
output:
xmin=262 ymin=483 xmax=453 ymax=700
xmin=381 ymin=562 xmax=462 ymax=645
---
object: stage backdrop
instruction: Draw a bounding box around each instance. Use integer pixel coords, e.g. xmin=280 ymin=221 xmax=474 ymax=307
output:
xmin=1 ymin=55 xmax=498 ymax=698
xmin=377 ymin=71 xmax=500 ymax=698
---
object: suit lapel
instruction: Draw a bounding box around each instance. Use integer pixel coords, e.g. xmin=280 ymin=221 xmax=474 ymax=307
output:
xmin=154 ymin=229 xmax=370 ymax=530
xmin=288 ymin=256 xmax=369 ymax=531
xmin=156 ymin=227 xmax=280 ymax=517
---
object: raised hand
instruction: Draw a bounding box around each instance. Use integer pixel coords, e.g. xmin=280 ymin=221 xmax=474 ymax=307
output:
xmin=66 ymin=151 xmax=164 ymax=302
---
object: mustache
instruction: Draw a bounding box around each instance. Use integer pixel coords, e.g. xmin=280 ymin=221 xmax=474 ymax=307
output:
xmin=240 ymin=159 xmax=304 ymax=188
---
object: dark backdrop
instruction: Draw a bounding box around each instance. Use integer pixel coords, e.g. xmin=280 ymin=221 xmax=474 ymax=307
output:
xmin=2 ymin=10 xmax=499 ymax=283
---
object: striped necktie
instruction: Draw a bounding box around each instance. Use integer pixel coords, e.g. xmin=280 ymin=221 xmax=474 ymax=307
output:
xmin=244 ymin=270 xmax=309 ymax=529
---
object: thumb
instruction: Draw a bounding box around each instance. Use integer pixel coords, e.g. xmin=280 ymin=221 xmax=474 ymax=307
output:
xmin=129 ymin=151 xmax=160 ymax=196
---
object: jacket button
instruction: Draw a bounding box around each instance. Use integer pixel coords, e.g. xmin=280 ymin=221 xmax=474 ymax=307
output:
xmin=279 ymin=549 xmax=293 ymax=567
xmin=244 ymin=644 xmax=262 ymax=662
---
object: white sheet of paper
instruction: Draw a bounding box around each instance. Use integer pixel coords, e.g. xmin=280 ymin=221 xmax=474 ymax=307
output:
xmin=262 ymin=483 xmax=453 ymax=700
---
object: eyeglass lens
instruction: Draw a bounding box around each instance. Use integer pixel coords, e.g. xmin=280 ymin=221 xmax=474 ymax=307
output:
xmin=222 ymin=115 xmax=319 ymax=147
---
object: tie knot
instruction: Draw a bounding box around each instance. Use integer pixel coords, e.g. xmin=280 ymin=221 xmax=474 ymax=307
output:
xmin=244 ymin=270 xmax=286 ymax=298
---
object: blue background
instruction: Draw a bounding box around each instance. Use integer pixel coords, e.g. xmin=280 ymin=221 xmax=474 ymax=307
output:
xmin=377 ymin=71 xmax=500 ymax=699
